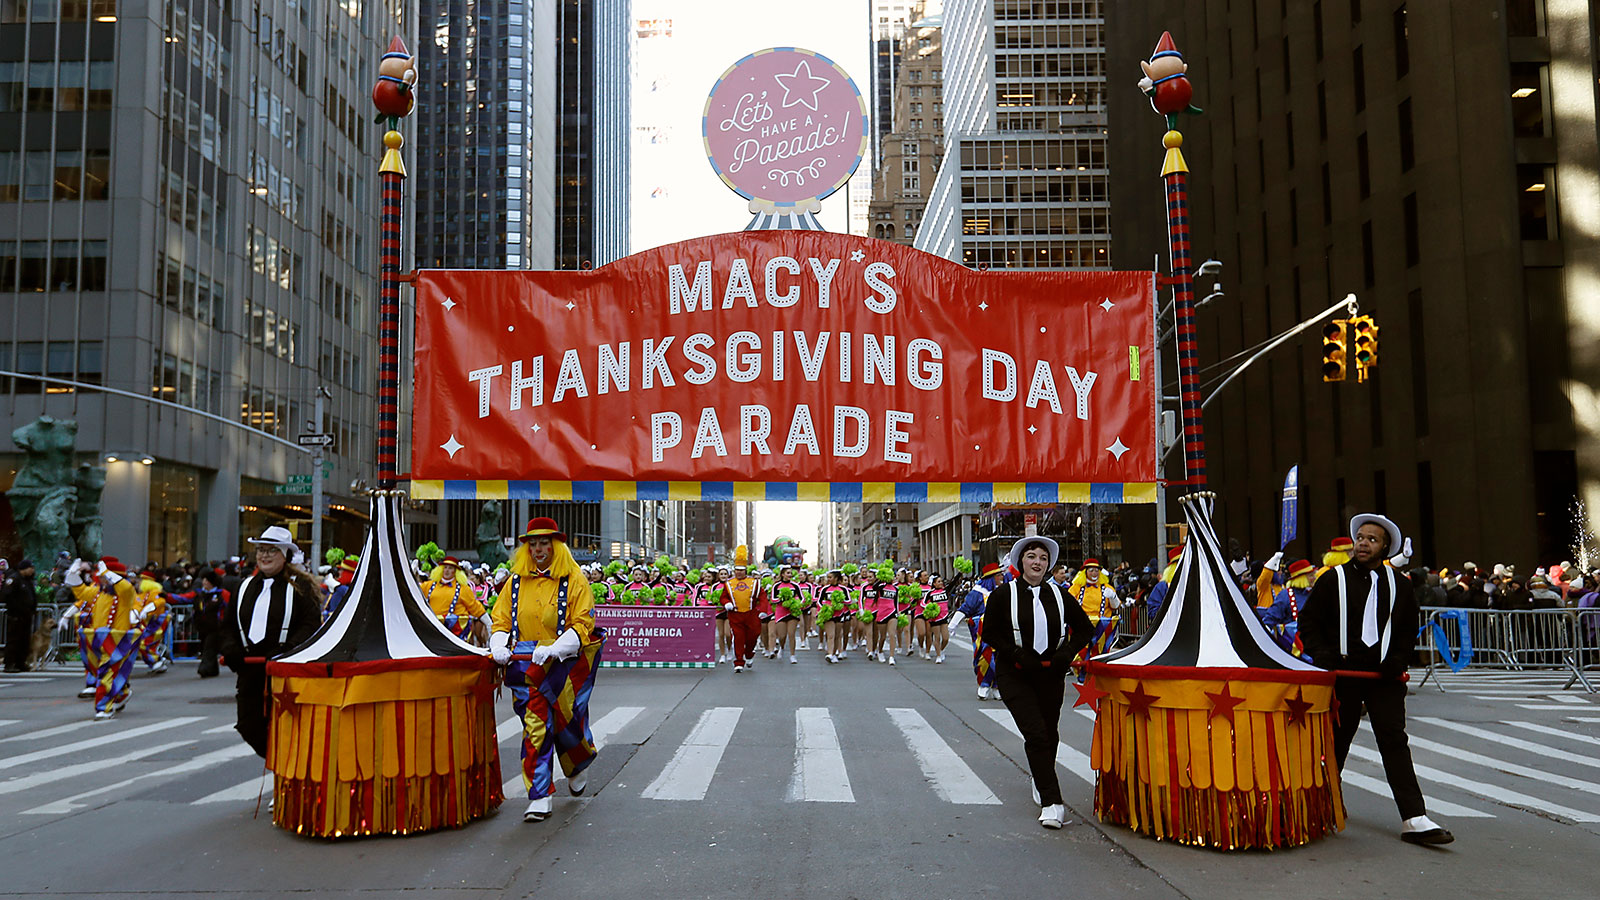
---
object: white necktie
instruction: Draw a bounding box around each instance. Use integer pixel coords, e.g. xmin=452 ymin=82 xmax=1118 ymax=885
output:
xmin=1030 ymin=585 xmax=1050 ymax=654
xmin=247 ymin=578 xmax=275 ymax=644
xmin=1361 ymin=571 xmax=1380 ymax=648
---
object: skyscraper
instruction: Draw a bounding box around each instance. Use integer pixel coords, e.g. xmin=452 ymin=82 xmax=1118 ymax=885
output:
xmin=868 ymin=0 xmax=942 ymax=246
xmin=554 ymin=0 xmax=629 ymax=269
xmin=0 ymin=0 xmax=410 ymax=564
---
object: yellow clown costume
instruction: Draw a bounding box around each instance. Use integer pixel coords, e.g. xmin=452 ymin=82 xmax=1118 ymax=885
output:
xmin=489 ymin=517 xmax=605 ymax=822
xmin=135 ymin=574 xmax=172 ymax=672
xmin=64 ymin=558 xmax=142 ymax=719
xmin=420 ymin=557 xmax=490 ymax=643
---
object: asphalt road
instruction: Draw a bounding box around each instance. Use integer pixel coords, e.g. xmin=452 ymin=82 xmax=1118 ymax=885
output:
xmin=2 ymin=638 xmax=1597 ymax=899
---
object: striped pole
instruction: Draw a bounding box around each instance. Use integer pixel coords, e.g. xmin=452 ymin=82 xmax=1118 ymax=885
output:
xmin=377 ymin=137 xmax=403 ymax=488
xmin=1161 ymin=130 xmax=1205 ymax=486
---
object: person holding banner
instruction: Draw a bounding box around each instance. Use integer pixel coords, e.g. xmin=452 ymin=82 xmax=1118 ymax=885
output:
xmin=1299 ymin=513 xmax=1453 ymax=845
xmin=489 ymin=517 xmax=603 ymax=823
xmin=980 ymin=537 xmax=1094 ymax=829
xmin=949 ymin=562 xmax=1003 ymax=699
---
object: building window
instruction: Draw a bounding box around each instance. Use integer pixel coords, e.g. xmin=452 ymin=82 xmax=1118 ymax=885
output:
xmin=1352 ymin=46 xmax=1365 ymax=113
xmin=1509 ymin=63 xmax=1548 ymax=138
xmin=1398 ymin=98 xmax=1414 ymax=171
xmin=1393 ymin=5 xmax=1409 ymax=77
xmin=1518 ymin=164 xmax=1553 ymax=240
xmin=1361 ymin=220 xmax=1374 ymax=287
xmin=1403 ymin=193 xmax=1419 ymax=267
xmin=1356 ymin=132 xmax=1370 ymax=198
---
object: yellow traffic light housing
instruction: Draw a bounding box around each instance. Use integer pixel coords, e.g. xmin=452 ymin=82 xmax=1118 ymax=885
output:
xmin=1322 ymin=319 xmax=1348 ymax=382
xmin=1349 ymin=315 xmax=1379 ymax=382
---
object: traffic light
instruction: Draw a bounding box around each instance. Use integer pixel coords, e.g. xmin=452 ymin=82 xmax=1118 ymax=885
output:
xmin=1321 ymin=319 xmax=1348 ymax=382
xmin=1349 ymin=315 xmax=1380 ymax=382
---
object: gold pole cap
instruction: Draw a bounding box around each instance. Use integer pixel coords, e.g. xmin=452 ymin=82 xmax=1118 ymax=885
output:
xmin=1162 ymin=130 xmax=1183 ymax=149
xmin=384 ymin=130 xmax=404 ymax=150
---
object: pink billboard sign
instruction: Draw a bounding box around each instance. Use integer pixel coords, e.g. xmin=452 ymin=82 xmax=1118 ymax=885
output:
xmin=702 ymin=47 xmax=868 ymax=208
xmin=595 ymin=605 xmax=717 ymax=668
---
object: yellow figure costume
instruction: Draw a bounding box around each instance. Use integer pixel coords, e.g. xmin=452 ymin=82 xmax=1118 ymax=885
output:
xmin=724 ymin=576 xmax=760 ymax=613
xmin=422 ymin=568 xmax=488 ymax=640
xmin=1070 ymin=571 xmax=1119 ymax=621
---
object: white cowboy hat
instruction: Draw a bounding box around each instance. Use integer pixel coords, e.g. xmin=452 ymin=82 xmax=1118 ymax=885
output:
xmin=248 ymin=525 xmax=302 ymax=563
xmin=1006 ymin=535 xmax=1059 ymax=573
xmin=1349 ymin=513 xmax=1403 ymax=556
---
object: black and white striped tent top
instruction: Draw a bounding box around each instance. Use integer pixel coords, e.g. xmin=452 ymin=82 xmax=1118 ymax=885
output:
xmin=280 ymin=493 xmax=484 ymax=663
xmin=1096 ymin=493 xmax=1318 ymax=671
xmin=745 ymin=209 xmax=825 ymax=231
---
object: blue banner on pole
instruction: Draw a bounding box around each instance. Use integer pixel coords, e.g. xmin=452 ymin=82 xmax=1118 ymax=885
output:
xmin=1279 ymin=465 xmax=1299 ymax=550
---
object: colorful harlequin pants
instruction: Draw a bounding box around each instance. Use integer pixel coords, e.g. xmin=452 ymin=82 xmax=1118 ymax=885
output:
xmin=138 ymin=610 xmax=170 ymax=667
xmin=77 ymin=621 xmax=95 ymax=690
xmin=89 ymin=627 xmax=138 ymax=713
xmin=503 ymin=634 xmax=604 ymax=800
xmin=967 ymin=617 xmax=996 ymax=691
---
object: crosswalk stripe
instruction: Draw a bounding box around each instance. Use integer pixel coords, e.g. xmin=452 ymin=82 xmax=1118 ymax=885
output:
xmin=1337 ymin=769 xmax=1494 ymax=818
xmin=0 ymin=740 xmax=198 ymax=796
xmin=1367 ymin=722 xmax=1600 ymax=799
xmin=641 ymin=707 xmax=742 ymax=801
xmin=499 ymin=707 xmax=645 ymax=799
xmin=1501 ymin=720 xmax=1600 ymax=748
xmin=983 ymin=709 xmax=1096 ymax=785
xmin=1 ymin=721 xmax=95 ymax=744
xmin=1543 ymin=695 xmax=1587 ymax=704
xmin=887 ymin=708 xmax=1000 ymax=805
xmin=202 ymin=724 xmax=237 ymax=735
xmin=1343 ymin=743 xmax=1600 ymax=823
xmin=24 ymin=743 xmax=257 ymax=815
xmin=0 ymin=720 xmax=17 ymax=729
xmin=0 ymin=717 xmax=204 ymax=772
xmin=496 ymin=715 xmax=521 ymax=743
xmin=788 ymin=708 xmax=854 ymax=803
xmin=1415 ymin=717 xmax=1600 ymax=770
xmin=192 ymin=772 xmax=270 ymax=806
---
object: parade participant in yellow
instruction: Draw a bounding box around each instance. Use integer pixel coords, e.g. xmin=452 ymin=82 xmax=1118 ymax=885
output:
xmin=722 ymin=546 xmax=764 ymax=672
xmin=1070 ymin=559 xmax=1125 ymax=665
xmin=134 ymin=567 xmax=172 ymax=674
xmin=420 ymin=555 xmax=491 ymax=644
xmin=63 ymin=557 xmax=142 ymax=720
xmin=1314 ymin=537 xmax=1354 ymax=581
xmin=490 ymin=517 xmax=604 ymax=823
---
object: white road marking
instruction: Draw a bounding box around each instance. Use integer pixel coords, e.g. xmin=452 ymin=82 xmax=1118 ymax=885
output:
xmin=788 ymin=708 xmax=854 ymax=803
xmin=0 ymin=717 xmax=204 ymax=771
xmin=1366 ymin=722 xmax=1600 ymax=799
xmin=1561 ymin=716 xmax=1600 ymax=724
xmin=983 ymin=709 xmax=1096 ymax=785
xmin=641 ymin=707 xmax=742 ymax=801
xmin=202 ymin=724 xmax=237 ymax=735
xmin=0 ymin=720 xmax=17 ymax=729
xmin=192 ymin=772 xmax=271 ymax=805
xmin=1545 ymin=695 xmax=1587 ymax=704
xmin=501 ymin=707 xmax=644 ymax=799
xmin=0 ymin=720 xmax=96 ymax=743
xmin=887 ymin=707 xmax=1000 ymax=805
xmin=1501 ymin=720 xmax=1600 ymax=748
xmin=0 ymin=740 xmax=197 ymax=796
xmin=1417 ymin=717 xmax=1600 ymax=769
xmin=1338 ymin=769 xmax=1494 ymax=818
xmin=24 ymin=743 xmax=257 ymax=814
xmin=1516 ymin=704 xmax=1594 ymax=711
xmin=1344 ymin=743 xmax=1600 ymax=822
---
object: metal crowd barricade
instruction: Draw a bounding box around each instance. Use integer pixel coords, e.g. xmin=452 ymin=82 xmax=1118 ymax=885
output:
xmin=1415 ymin=606 xmax=1595 ymax=693
xmin=1114 ymin=602 xmax=1149 ymax=648
xmin=1575 ymin=609 xmax=1600 ymax=689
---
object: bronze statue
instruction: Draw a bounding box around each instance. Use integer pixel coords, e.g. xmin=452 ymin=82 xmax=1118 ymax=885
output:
xmin=8 ymin=416 xmax=99 ymax=566
xmin=475 ymin=500 xmax=508 ymax=568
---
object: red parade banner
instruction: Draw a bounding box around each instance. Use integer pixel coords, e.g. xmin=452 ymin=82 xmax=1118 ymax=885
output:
xmin=411 ymin=231 xmax=1155 ymax=501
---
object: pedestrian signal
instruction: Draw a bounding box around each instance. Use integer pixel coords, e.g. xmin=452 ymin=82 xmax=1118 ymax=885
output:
xmin=1321 ymin=320 xmax=1347 ymax=382
xmin=1349 ymin=315 xmax=1379 ymax=382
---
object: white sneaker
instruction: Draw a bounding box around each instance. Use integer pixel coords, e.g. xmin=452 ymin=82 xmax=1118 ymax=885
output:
xmin=826 ymin=654 xmax=836 ymax=664
xmin=1032 ymin=784 xmax=1041 ymax=805
xmin=789 ymin=655 xmax=798 ymax=664
xmin=78 ymin=686 xmax=95 ymax=699
xmin=568 ymin=769 xmax=588 ymax=796
xmin=798 ymin=640 xmax=809 ymax=650
xmin=936 ymin=654 xmax=945 ymax=664
xmin=978 ymin=685 xmax=990 ymax=700
xmin=718 ymin=654 xmax=726 ymax=664
xmin=734 ymin=664 xmax=744 ymax=673
xmin=151 ymin=658 xmax=170 ymax=674
xmin=524 ymin=796 xmax=553 ymax=822
xmin=93 ymin=708 xmax=116 ymax=721
xmin=1039 ymin=804 xmax=1065 ymax=829
xmin=887 ymin=655 xmax=895 ymax=666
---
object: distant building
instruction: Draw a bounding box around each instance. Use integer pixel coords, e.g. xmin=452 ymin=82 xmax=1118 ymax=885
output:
xmin=868 ymin=0 xmax=943 ymax=246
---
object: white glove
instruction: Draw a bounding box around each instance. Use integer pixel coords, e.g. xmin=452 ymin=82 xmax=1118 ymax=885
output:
xmin=1264 ymin=551 xmax=1284 ymax=572
xmin=948 ymin=612 xmax=966 ymax=633
xmin=530 ymin=644 xmax=553 ymax=666
xmin=477 ymin=613 xmax=493 ymax=632
xmin=127 ymin=605 xmax=144 ymax=626
xmin=1138 ymin=76 xmax=1154 ymax=91
xmin=58 ymin=612 xmax=76 ymax=633
xmin=547 ymin=628 xmax=581 ymax=661
xmin=1389 ymin=538 xmax=1413 ymax=568
xmin=1229 ymin=558 xmax=1248 ymax=578
xmin=65 ymin=562 xmax=85 ymax=587
xmin=489 ymin=631 xmax=511 ymax=665
xmin=723 ymin=602 xmax=734 ymax=612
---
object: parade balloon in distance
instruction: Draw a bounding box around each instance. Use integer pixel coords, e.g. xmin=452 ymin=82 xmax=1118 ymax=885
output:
xmin=372 ymin=36 xmax=417 ymax=119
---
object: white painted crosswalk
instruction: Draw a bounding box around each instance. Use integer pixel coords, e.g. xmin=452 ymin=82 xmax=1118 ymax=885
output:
xmin=887 ymin=707 xmax=1000 ymax=805
xmin=642 ymin=707 xmax=743 ymax=801
xmin=789 ymin=708 xmax=854 ymax=803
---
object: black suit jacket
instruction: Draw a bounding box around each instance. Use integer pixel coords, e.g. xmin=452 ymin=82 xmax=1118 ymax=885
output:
xmin=981 ymin=579 xmax=1095 ymax=674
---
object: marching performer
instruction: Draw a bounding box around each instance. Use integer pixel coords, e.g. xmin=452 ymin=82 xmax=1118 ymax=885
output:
xmin=818 ymin=569 xmax=851 ymax=663
xmin=489 ymin=517 xmax=604 ymax=823
xmin=1070 ymin=559 xmax=1125 ymax=664
xmin=134 ymin=567 xmax=172 ymax=674
xmin=1258 ymin=557 xmax=1315 ymax=657
xmin=924 ymin=574 xmax=951 ymax=663
xmin=949 ymin=561 xmax=1002 ymax=699
xmin=420 ymin=556 xmax=492 ymax=645
xmin=63 ymin=557 xmax=142 ymax=719
xmin=771 ymin=565 xmax=802 ymax=664
xmin=220 ymin=526 xmax=322 ymax=757
xmin=865 ymin=568 xmax=897 ymax=666
xmin=1300 ymin=513 xmax=1451 ymax=845
xmin=708 ymin=567 xmax=734 ymax=664
xmin=981 ymin=536 xmax=1094 ymax=829
xmin=323 ymin=555 xmax=359 ymax=620
xmin=720 ymin=547 xmax=763 ymax=672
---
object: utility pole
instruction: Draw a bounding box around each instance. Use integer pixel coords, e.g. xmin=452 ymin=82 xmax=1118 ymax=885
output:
xmin=1151 ymin=259 xmax=1166 ymax=565
xmin=311 ymin=385 xmax=332 ymax=571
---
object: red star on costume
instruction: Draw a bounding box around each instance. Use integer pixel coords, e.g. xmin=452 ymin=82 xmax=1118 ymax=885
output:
xmin=1122 ymin=682 xmax=1161 ymax=718
xmin=1204 ymin=683 xmax=1245 ymax=723
xmin=271 ymin=684 xmax=299 ymax=714
xmin=1074 ymin=678 xmax=1109 ymax=711
xmin=1284 ymin=687 xmax=1314 ymax=726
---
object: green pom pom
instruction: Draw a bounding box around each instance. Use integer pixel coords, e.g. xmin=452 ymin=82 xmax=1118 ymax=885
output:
xmin=325 ymin=547 xmax=346 ymax=566
xmin=651 ymin=585 xmax=668 ymax=604
xmin=922 ymin=601 xmax=939 ymax=618
xmin=857 ymin=610 xmax=875 ymax=623
xmin=842 ymin=563 xmax=859 ymax=576
xmin=953 ymin=557 xmax=974 ymax=574
xmin=896 ymin=613 xmax=911 ymax=628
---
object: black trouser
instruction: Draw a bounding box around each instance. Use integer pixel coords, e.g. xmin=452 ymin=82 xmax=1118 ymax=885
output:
xmin=194 ymin=626 xmax=221 ymax=677
xmin=1332 ymin=676 xmax=1426 ymax=820
xmin=4 ymin=613 xmax=31 ymax=670
xmin=995 ymin=662 xmax=1068 ymax=807
xmin=235 ymin=662 xmax=270 ymax=758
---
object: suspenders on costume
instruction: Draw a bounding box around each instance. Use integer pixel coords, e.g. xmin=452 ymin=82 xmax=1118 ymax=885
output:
xmin=508 ymin=574 xmax=570 ymax=645
xmin=1333 ymin=564 xmax=1397 ymax=660
xmin=1010 ymin=582 xmax=1067 ymax=653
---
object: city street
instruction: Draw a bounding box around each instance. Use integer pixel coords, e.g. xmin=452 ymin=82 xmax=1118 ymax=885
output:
xmin=2 ymin=640 xmax=1596 ymax=900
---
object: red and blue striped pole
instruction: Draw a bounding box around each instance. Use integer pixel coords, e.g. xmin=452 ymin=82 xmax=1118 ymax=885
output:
xmin=372 ymin=36 xmax=416 ymax=489
xmin=1162 ymin=132 xmax=1205 ymax=486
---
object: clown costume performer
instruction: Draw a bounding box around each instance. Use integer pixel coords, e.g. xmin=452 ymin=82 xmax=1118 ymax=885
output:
xmin=63 ymin=557 xmax=142 ymax=719
xmin=949 ymin=562 xmax=1002 ymax=700
xmin=490 ymin=517 xmax=606 ymax=823
xmin=135 ymin=569 xmax=172 ymax=674
xmin=421 ymin=556 xmax=492 ymax=645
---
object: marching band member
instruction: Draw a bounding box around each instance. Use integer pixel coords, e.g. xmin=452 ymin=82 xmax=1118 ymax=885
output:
xmin=489 ymin=517 xmax=602 ymax=823
xmin=220 ymin=526 xmax=322 ymax=757
xmin=63 ymin=557 xmax=142 ymax=719
xmin=420 ymin=556 xmax=492 ymax=645
xmin=949 ymin=562 xmax=1003 ymax=700
xmin=721 ymin=547 xmax=763 ymax=672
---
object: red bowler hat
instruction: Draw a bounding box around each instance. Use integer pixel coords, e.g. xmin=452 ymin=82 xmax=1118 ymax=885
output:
xmin=1287 ymin=559 xmax=1315 ymax=578
xmin=1082 ymin=558 xmax=1102 ymax=569
xmin=440 ymin=556 xmax=462 ymax=567
xmin=1167 ymin=545 xmax=1184 ymax=562
xmin=1329 ymin=537 xmax=1354 ymax=552
xmin=520 ymin=517 xmax=568 ymax=543
xmin=979 ymin=561 xmax=1003 ymax=579
xmin=98 ymin=556 xmax=127 ymax=574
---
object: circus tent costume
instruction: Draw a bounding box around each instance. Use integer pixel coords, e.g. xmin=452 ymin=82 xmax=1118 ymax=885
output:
xmin=134 ymin=570 xmax=173 ymax=674
xmin=63 ymin=557 xmax=142 ymax=719
xmin=421 ymin=556 xmax=491 ymax=643
xmin=949 ymin=562 xmax=1003 ymax=700
xmin=1086 ymin=494 xmax=1344 ymax=849
xmin=489 ymin=517 xmax=605 ymax=823
xmin=1299 ymin=513 xmax=1453 ymax=845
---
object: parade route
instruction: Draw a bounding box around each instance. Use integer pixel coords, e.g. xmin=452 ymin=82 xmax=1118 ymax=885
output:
xmin=0 ymin=654 xmax=1595 ymax=899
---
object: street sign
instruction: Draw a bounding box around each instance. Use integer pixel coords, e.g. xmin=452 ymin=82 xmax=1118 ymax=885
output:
xmin=287 ymin=474 xmax=312 ymax=484
xmin=273 ymin=484 xmax=311 ymax=495
xmin=298 ymin=433 xmax=335 ymax=447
